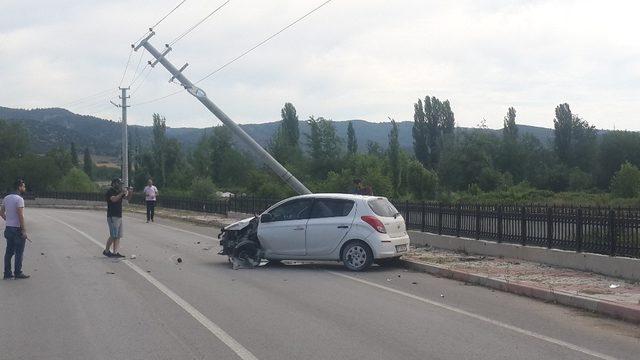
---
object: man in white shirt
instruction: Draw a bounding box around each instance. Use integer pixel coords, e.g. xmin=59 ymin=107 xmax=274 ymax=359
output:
xmin=1 ymin=179 xmax=29 ymax=280
xmin=143 ymin=179 xmax=159 ymax=223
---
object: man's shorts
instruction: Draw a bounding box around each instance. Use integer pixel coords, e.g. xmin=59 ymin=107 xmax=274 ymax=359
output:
xmin=107 ymin=217 xmax=123 ymax=239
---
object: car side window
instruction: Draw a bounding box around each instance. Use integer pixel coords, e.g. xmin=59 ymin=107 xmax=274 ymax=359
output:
xmin=309 ymin=199 xmax=355 ymax=219
xmin=268 ymin=199 xmax=313 ymax=222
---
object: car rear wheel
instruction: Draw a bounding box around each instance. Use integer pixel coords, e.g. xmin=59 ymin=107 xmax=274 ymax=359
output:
xmin=342 ymin=241 xmax=373 ymax=271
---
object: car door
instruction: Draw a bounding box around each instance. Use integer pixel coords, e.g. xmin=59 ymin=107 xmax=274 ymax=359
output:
xmin=305 ymin=198 xmax=356 ymax=256
xmin=258 ymin=198 xmax=313 ymax=256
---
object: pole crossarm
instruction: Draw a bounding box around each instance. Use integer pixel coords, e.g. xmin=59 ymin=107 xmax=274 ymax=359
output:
xmin=134 ymin=33 xmax=311 ymax=195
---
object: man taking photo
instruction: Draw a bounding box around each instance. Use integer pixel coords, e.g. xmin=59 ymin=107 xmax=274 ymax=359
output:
xmin=103 ymin=178 xmax=133 ymax=258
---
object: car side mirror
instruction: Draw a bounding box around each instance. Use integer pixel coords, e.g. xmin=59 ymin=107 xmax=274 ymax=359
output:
xmin=260 ymin=213 xmax=274 ymax=223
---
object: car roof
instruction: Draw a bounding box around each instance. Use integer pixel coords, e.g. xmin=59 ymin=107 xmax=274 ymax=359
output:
xmin=286 ymin=193 xmax=383 ymax=201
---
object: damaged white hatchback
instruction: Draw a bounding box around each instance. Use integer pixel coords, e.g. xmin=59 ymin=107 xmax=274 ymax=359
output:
xmin=218 ymin=193 xmax=410 ymax=271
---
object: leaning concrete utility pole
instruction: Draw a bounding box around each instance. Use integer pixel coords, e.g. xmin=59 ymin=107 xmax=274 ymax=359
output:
xmin=111 ymin=87 xmax=130 ymax=187
xmin=134 ymin=32 xmax=311 ymax=195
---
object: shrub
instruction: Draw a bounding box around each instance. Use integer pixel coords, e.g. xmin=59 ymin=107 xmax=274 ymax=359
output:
xmin=56 ymin=168 xmax=98 ymax=192
xmin=610 ymin=162 xmax=640 ymax=198
xmin=191 ymin=177 xmax=218 ymax=200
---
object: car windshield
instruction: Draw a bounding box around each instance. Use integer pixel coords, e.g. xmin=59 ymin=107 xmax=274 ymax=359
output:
xmin=367 ymin=198 xmax=399 ymax=217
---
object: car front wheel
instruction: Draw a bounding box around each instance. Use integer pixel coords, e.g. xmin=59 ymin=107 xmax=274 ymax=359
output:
xmin=342 ymin=241 xmax=373 ymax=271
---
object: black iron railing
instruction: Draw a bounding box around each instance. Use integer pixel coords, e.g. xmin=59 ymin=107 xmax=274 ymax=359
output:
xmin=19 ymin=191 xmax=640 ymax=259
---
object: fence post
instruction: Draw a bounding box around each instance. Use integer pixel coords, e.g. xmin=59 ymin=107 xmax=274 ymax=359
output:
xmin=609 ymin=209 xmax=616 ymax=256
xmin=404 ymin=200 xmax=409 ymax=220
xmin=546 ymin=206 xmax=553 ymax=249
xmin=475 ymin=204 xmax=481 ymax=240
xmin=521 ymin=206 xmax=527 ymax=246
xmin=456 ymin=204 xmax=461 ymax=237
xmin=438 ymin=203 xmax=443 ymax=235
xmin=576 ymin=208 xmax=583 ymax=252
xmin=421 ymin=202 xmax=426 ymax=232
xmin=252 ymin=195 xmax=256 ymax=214
xmin=497 ymin=205 xmax=503 ymax=243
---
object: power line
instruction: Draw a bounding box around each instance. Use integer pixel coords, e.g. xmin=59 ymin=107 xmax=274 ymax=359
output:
xmin=133 ymin=0 xmax=190 ymax=44
xmin=61 ymin=88 xmax=117 ymax=107
xmin=119 ymin=47 xmax=135 ymax=87
xmin=128 ymin=47 xmax=146 ymax=86
xmin=168 ymin=0 xmax=231 ymax=46
xmin=195 ymin=0 xmax=334 ymax=84
xmin=130 ymin=0 xmax=335 ymax=107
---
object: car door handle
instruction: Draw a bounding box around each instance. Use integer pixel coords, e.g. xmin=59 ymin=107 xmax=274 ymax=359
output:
xmin=293 ymin=227 xmax=305 ymax=231
xmin=337 ymin=225 xmax=349 ymax=229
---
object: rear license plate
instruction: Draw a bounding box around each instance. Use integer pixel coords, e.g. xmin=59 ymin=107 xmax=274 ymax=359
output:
xmin=395 ymin=244 xmax=407 ymax=253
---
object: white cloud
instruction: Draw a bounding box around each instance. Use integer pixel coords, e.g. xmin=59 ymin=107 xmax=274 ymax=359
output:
xmin=0 ymin=0 xmax=639 ymax=130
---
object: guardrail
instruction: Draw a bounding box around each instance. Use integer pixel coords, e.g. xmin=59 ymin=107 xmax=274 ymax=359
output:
xmin=12 ymin=191 xmax=640 ymax=259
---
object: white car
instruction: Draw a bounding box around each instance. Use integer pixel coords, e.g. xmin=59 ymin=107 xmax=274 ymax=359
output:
xmin=218 ymin=193 xmax=410 ymax=271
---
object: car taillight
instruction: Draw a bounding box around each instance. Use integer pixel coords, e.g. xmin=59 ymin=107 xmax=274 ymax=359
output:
xmin=361 ymin=216 xmax=386 ymax=233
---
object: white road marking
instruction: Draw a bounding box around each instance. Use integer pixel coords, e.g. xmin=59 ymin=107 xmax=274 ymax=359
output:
xmin=45 ymin=215 xmax=258 ymax=360
xmin=328 ymin=271 xmax=619 ymax=360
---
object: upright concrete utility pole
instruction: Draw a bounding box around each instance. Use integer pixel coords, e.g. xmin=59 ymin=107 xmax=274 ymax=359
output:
xmin=111 ymin=87 xmax=130 ymax=187
xmin=134 ymin=32 xmax=311 ymax=195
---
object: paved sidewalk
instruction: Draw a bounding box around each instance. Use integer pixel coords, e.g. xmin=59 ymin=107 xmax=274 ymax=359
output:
xmin=404 ymin=246 xmax=640 ymax=323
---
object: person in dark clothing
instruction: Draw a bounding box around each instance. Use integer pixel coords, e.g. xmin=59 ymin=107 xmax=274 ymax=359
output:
xmin=103 ymin=178 xmax=133 ymax=258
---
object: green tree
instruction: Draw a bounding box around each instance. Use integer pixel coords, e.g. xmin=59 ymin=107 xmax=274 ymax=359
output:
xmin=388 ymin=119 xmax=401 ymax=195
xmin=0 ymin=120 xmax=28 ymax=160
xmin=406 ymin=159 xmax=438 ymax=200
xmin=83 ymin=147 xmax=94 ymax=179
xmin=412 ymin=95 xmax=455 ymax=169
xmin=554 ymin=103 xmax=573 ymax=164
xmin=56 ymin=167 xmax=97 ymax=192
xmin=47 ymin=147 xmax=73 ymax=175
xmin=152 ymin=113 xmax=168 ymax=186
xmin=70 ymin=142 xmax=79 ymax=167
xmin=502 ymin=107 xmax=518 ymax=141
xmin=280 ymin=102 xmax=299 ymax=148
xmin=610 ymin=162 xmax=640 ymax=198
xmin=553 ymin=103 xmax=597 ymax=171
xmin=596 ymin=131 xmax=640 ymax=188
xmin=306 ymin=116 xmax=342 ymax=178
xmin=191 ymin=177 xmax=218 ymax=200
xmin=347 ymin=121 xmax=358 ymax=155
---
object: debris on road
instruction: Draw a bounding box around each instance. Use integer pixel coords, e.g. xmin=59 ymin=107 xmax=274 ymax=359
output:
xmin=106 ymin=271 xmax=115 ymax=275
xmin=130 ymin=254 xmax=137 ymax=259
xmin=386 ymin=278 xmax=392 ymax=282
xmin=610 ymin=284 xmax=620 ymax=289
xmin=177 ymin=257 xmax=183 ymax=263
xmin=411 ymin=281 xmax=418 ymax=285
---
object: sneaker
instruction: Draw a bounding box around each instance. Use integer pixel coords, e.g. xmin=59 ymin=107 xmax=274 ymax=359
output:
xmin=3 ymin=273 xmax=12 ymax=280
xmin=14 ymin=273 xmax=30 ymax=279
xmin=113 ymin=253 xmax=125 ymax=258
xmin=103 ymin=250 xmax=113 ymax=258
xmin=146 ymin=220 xmax=149 ymax=223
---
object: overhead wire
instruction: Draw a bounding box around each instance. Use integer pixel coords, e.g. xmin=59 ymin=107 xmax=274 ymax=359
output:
xmin=118 ymin=47 xmax=135 ymax=87
xmin=168 ymin=0 xmax=231 ymax=46
xmin=194 ymin=0 xmax=334 ymax=84
xmin=130 ymin=0 xmax=335 ymax=107
xmin=61 ymin=88 xmax=117 ymax=107
xmin=133 ymin=0 xmax=190 ymax=45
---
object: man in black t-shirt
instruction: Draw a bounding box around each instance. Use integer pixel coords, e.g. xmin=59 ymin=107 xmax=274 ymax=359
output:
xmin=103 ymin=178 xmax=133 ymax=258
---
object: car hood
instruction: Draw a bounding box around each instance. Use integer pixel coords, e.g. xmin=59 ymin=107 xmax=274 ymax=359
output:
xmin=224 ymin=217 xmax=255 ymax=231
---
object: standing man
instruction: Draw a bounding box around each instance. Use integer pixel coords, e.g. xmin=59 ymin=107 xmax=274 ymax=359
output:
xmin=1 ymin=179 xmax=30 ymax=280
xmin=103 ymin=178 xmax=133 ymax=258
xmin=143 ymin=179 xmax=158 ymax=223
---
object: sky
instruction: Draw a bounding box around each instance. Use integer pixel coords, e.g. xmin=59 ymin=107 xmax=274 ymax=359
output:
xmin=1 ymin=0 xmax=639 ymax=130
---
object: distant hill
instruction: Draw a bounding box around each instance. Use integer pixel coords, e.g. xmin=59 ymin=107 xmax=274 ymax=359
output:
xmin=0 ymin=106 xmax=560 ymax=157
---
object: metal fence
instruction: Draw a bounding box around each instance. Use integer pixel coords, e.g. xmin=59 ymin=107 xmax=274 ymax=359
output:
xmin=18 ymin=191 xmax=640 ymax=259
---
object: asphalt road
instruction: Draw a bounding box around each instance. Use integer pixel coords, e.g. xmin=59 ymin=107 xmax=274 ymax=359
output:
xmin=1 ymin=208 xmax=638 ymax=360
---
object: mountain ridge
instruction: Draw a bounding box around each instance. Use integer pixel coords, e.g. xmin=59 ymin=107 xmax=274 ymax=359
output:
xmin=1 ymin=106 xmax=559 ymax=157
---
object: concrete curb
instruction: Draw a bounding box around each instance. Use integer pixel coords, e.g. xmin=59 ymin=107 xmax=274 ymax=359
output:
xmin=400 ymin=258 xmax=640 ymax=324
